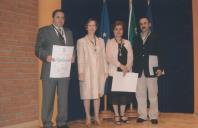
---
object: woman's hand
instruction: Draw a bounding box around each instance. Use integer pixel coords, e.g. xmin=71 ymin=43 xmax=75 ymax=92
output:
xmin=79 ymin=73 xmax=84 ymax=81
xmin=120 ymin=64 xmax=126 ymax=71
xmin=104 ymin=73 xmax=108 ymax=79
xmin=120 ymin=64 xmax=128 ymax=76
xmin=123 ymin=69 xmax=128 ymax=76
xmin=71 ymin=56 xmax=75 ymax=63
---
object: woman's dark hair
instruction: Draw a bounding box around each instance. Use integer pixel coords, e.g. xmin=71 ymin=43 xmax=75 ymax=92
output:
xmin=85 ymin=18 xmax=98 ymax=29
xmin=112 ymin=20 xmax=126 ymax=31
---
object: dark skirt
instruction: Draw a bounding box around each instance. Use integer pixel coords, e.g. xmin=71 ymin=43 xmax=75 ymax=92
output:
xmin=107 ymin=76 xmax=133 ymax=105
xmin=106 ymin=41 xmax=134 ymax=105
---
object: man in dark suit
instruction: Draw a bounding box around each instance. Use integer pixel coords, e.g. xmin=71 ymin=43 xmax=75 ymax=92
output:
xmin=132 ymin=16 xmax=163 ymax=124
xmin=35 ymin=9 xmax=74 ymax=128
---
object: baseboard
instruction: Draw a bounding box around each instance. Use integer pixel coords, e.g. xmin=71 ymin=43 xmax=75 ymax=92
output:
xmin=1 ymin=120 xmax=39 ymax=128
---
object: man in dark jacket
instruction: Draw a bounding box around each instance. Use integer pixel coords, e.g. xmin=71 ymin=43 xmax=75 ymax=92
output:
xmin=133 ymin=16 xmax=163 ymax=124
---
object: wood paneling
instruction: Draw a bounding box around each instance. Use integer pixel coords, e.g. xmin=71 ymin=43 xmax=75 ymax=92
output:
xmin=192 ymin=0 xmax=198 ymax=114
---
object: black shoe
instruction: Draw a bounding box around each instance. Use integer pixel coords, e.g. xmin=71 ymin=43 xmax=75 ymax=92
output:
xmin=151 ymin=119 xmax=158 ymax=124
xmin=136 ymin=118 xmax=146 ymax=123
xmin=57 ymin=124 xmax=69 ymax=128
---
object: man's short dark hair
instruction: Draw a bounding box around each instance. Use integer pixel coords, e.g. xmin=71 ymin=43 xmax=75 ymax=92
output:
xmin=52 ymin=9 xmax=65 ymax=18
xmin=139 ymin=16 xmax=151 ymax=23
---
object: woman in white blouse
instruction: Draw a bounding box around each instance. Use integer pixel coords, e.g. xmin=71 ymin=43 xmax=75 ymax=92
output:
xmin=77 ymin=18 xmax=108 ymax=128
xmin=106 ymin=20 xmax=133 ymax=125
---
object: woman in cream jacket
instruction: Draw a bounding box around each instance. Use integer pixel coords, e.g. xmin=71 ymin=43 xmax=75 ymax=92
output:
xmin=77 ymin=18 xmax=108 ymax=128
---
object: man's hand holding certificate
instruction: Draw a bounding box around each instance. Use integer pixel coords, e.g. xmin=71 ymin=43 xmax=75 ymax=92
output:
xmin=50 ymin=45 xmax=74 ymax=78
xmin=111 ymin=72 xmax=138 ymax=92
xmin=149 ymin=55 xmax=165 ymax=77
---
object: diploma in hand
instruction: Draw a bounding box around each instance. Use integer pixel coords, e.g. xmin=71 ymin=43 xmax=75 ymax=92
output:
xmin=149 ymin=55 xmax=158 ymax=76
xmin=50 ymin=45 xmax=74 ymax=78
xmin=111 ymin=72 xmax=138 ymax=92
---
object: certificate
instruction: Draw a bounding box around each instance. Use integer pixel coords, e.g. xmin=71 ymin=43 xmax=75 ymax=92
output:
xmin=50 ymin=45 xmax=74 ymax=78
xmin=149 ymin=55 xmax=158 ymax=75
xmin=111 ymin=72 xmax=138 ymax=92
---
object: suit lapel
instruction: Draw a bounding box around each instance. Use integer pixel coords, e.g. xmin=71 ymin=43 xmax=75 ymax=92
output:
xmin=49 ymin=25 xmax=59 ymax=41
xmin=64 ymin=28 xmax=69 ymax=46
xmin=142 ymin=33 xmax=152 ymax=46
xmin=49 ymin=25 xmax=65 ymax=46
xmin=138 ymin=35 xmax=144 ymax=47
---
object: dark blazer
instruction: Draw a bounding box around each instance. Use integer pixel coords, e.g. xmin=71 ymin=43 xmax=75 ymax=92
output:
xmin=132 ymin=32 xmax=163 ymax=78
xmin=35 ymin=25 xmax=74 ymax=79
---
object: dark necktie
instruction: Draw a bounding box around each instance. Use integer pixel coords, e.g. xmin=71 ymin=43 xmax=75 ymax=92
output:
xmin=58 ymin=28 xmax=65 ymax=42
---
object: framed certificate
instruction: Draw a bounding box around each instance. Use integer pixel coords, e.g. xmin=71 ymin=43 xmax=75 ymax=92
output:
xmin=111 ymin=72 xmax=138 ymax=92
xmin=50 ymin=45 xmax=74 ymax=78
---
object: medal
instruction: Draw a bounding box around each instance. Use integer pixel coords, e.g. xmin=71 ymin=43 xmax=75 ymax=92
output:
xmin=119 ymin=46 xmax=122 ymax=56
xmin=88 ymin=36 xmax=97 ymax=52
xmin=115 ymin=38 xmax=123 ymax=56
